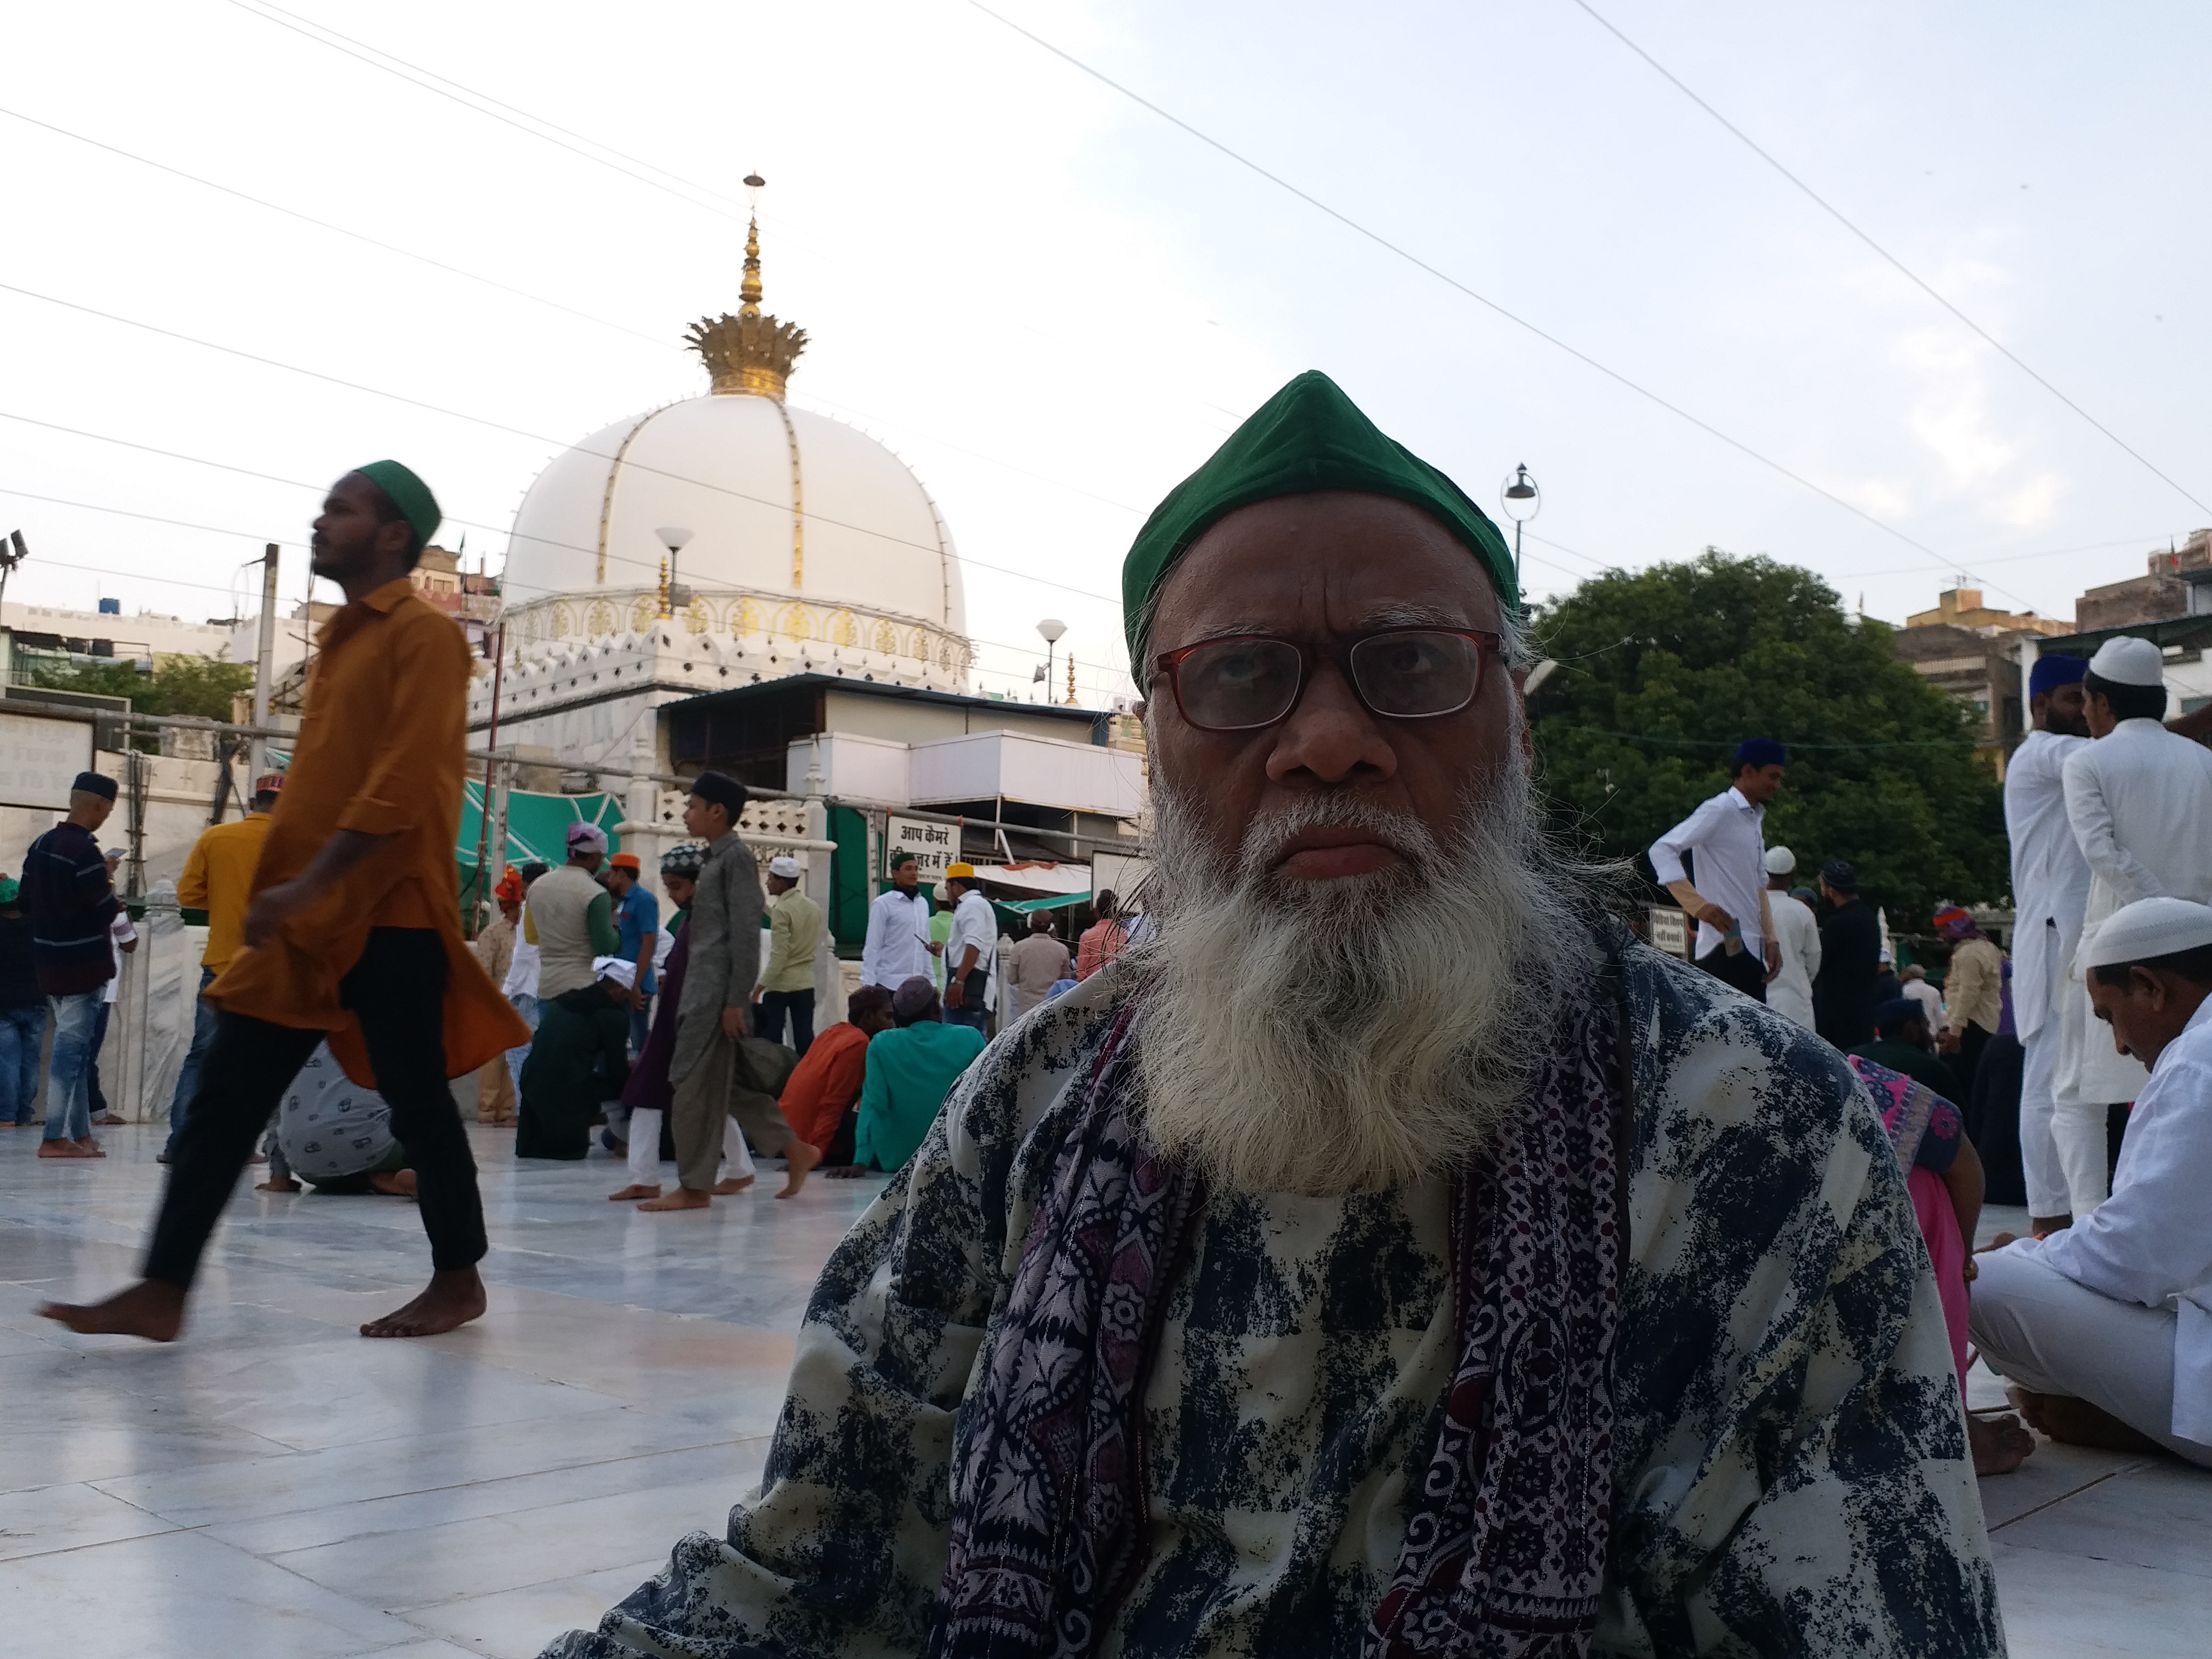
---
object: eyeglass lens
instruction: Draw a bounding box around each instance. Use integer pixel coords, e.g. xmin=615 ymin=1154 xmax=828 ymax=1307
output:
xmin=1174 ymin=630 xmax=1484 ymax=730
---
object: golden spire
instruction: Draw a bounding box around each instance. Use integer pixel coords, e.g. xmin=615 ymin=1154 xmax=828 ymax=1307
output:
xmin=685 ymin=172 xmax=807 ymax=399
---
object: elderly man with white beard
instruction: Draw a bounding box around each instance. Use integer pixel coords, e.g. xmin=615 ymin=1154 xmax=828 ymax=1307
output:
xmin=545 ymin=373 xmax=2000 ymax=1659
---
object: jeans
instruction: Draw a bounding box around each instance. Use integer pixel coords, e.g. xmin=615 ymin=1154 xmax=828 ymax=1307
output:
xmin=165 ymin=966 xmax=220 ymax=1154
xmin=504 ymin=992 xmax=539 ymax=1102
xmin=42 ymin=992 xmax=103 ymax=1143
xmin=754 ymin=988 xmax=815 ymax=1056
xmin=0 ymin=1004 xmax=47 ymax=1124
xmin=147 ymin=928 xmax=485 ymax=1289
xmin=86 ymin=1001 xmax=112 ymax=1118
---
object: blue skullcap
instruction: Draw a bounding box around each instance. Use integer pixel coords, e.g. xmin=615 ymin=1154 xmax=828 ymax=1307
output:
xmin=1875 ymin=997 xmax=1925 ymax=1032
xmin=1733 ymin=738 xmax=1786 ymax=770
xmin=2029 ymin=654 xmax=2088 ymax=699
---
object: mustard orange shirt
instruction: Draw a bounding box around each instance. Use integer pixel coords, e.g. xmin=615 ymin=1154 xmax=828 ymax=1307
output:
xmin=212 ymin=579 xmax=526 ymax=1080
xmin=177 ymin=811 xmax=272 ymax=973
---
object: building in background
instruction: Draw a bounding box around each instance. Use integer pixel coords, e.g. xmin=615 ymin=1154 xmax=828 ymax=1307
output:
xmin=1893 ymin=587 xmax=2072 ymax=775
xmin=2074 ymin=529 xmax=2212 ymax=632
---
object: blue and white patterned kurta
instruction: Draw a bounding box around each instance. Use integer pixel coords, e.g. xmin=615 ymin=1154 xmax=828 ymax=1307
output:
xmin=545 ymin=944 xmax=2003 ymax=1658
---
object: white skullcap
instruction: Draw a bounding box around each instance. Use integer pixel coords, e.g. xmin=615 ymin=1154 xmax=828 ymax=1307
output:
xmin=768 ymin=855 xmax=803 ymax=880
xmin=592 ymin=955 xmax=638 ymax=989
xmin=2082 ymin=896 xmax=2212 ymax=970
xmin=1764 ymin=846 xmax=1796 ymax=876
xmin=2087 ymin=635 xmax=2164 ymax=688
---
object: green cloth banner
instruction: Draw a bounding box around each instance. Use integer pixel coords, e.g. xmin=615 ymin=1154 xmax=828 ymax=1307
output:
xmin=457 ymin=783 xmax=624 ymax=872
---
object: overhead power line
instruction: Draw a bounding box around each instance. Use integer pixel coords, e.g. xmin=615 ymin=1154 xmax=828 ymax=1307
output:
xmin=962 ymin=0 xmax=1956 ymax=564
xmin=1563 ymin=0 xmax=2212 ymax=519
xmin=0 ymin=282 xmax=1122 ymax=607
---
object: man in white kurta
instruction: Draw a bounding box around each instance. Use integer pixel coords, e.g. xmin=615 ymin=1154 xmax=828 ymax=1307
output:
xmin=1972 ymin=895 xmax=2212 ymax=1467
xmin=2061 ymin=635 xmax=2212 ymax=1119
xmin=2008 ymin=653 xmax=2098 ymax=1225
xmin=861 ymin=853 xmax=938 ymax=990
xmin=1763 ymin=845 xmax=1820 ymax=1030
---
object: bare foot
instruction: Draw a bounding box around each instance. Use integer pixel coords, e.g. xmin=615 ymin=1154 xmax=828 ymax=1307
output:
xmin=39 ymin=1280 xmax=187 ymax=1342
xmin=367 ymin=1170 xmax=419 ymax=1198
xmin=1968 ymin=1411 xmax=2036 ymax=1475
xmin=2007 ymin=1386 xmax=2163 ymax=1454
xmin=36 ymin=1139 xmax=92 ymax=1159
xmin=608 ymin=1183 xmax=661 ymax=1201
xmin=638 ymin=1187 xmax=711 ymax=1212
xmin=254 ymin=1176 xmax=302 ymax=1193
xmin=711 ymin=1175 xmax=755 ymax=1195
xmin=778 ymin=1140 xmax=821 ymax=1199
xmin=97 ymin=1113 xmax=126 ymax=1126
xmin=76 ymin=1137 xmax=104 ymax=1157
xmin=361 ymin=1267 xmax=486 ymax=1338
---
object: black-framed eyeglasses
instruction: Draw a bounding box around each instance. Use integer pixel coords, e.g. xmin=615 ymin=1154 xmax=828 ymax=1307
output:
xmin=1152 ymin=628 xmax=1504 ymax=733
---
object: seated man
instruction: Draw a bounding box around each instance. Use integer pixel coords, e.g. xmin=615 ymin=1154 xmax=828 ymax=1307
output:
xmin=1851 ymin=996 xmax=1964 ymax=1100
xmin=848 ymin=976 xmax=985 ymax=1174
xmin=1972 ymin=895 xmax=2212 ymax=1467
xmin=254 ymin=1042 xmax=416 ymax=1198
xmin=782 ymin=985 xmax=896 ymax=1168
xmin=545 ymin=372 xmax=1996 ymax=1659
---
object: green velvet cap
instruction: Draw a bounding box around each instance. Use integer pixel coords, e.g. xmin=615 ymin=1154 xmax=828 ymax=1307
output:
xmin=353 ymin=459 xmax=441 ymax=547
xmin=1120 ymin=371 xmax=1515 ymax=665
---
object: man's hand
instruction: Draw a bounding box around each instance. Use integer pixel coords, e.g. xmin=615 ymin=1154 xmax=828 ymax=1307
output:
xmin=243 ymin=880 xmax=317 ymax=949
xmin=926 ymin=939 xmax=943 ymax=957
xmin=1937 ymin=1028 xmax=1962 ymax=1055
xmin=750 ymin=985 xmax=763 ymax=1004
xmin=1763 ymin=939 xmax=1781 ymax=983
xmin=120 ymin=936 xmax=138 ymax=955
xmin=944 ymin=976 xmax=965 ymax=1010
xmin=627 ymin=987 xmax=646 ymax=1012
xmin=1696 ymin=901 xmax=1736 ymax=933
xmin=721 ymin=1005 xmax=747 ymax=1041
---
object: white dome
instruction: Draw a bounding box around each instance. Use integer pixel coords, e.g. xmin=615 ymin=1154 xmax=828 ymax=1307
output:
xmin=502 ymin=391 xmax=966 ymax=649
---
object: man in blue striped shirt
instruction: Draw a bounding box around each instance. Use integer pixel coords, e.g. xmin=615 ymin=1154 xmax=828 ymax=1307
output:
xmin=23 ymin=771 xmax=121 ymax=1159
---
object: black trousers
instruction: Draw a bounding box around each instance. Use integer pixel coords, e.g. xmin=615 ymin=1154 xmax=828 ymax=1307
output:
xmin=753 ymin=988 xmax=815 ymax=1057
xmin=1694 ymin=942 xmax=1767 ymax=1003
xmin=145 ymin=928 xmax=484 ymax=1289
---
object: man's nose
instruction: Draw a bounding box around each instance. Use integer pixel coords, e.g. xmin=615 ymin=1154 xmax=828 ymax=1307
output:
xmin=1263 ymin=659 xmax=1396 ymax=785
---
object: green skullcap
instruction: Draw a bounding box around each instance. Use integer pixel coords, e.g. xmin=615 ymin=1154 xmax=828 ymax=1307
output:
xmin=1121 ymin=371 xmax=1515 ymax=665
xmin=352 ymin=460 xmax=441 ymax=547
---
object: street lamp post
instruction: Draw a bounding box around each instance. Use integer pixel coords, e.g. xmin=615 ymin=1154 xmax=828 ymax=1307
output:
xmin=1500 ymin=465 xmax=1539 ymax=601
xmin=656 ymin=526 xmax=693 ymax=616
xmin=1035 ymin=617 xmax=1066 ymax=701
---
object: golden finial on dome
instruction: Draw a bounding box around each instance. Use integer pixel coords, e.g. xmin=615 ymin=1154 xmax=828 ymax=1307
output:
xmin=685 ymin=172 xmax=808 ymax=399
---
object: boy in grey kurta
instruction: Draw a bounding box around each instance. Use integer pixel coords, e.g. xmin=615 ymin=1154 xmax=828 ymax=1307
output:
xmin=644 ymin=770 xmax=818 ymax=1208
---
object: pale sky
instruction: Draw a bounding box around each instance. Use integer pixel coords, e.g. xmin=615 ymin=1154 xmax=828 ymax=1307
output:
xmin=7 ymin=0 xmax=2209 ymax=706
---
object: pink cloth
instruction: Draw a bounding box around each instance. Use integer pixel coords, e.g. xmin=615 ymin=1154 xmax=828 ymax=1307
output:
xmin=1910 ymin=1165 xmax=1971 ymax=1400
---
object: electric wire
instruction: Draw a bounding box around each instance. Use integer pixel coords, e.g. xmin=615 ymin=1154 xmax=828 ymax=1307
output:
xmin=1564 ymin=0 xmax=2212 ymax=519
xmin=960 ymin=0 xmax=1954 ymax=564
xmin=0 ymin=281 xmax=1123 ymax=606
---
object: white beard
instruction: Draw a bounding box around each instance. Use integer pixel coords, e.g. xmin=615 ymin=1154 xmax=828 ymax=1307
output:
xmin=1132 ymin=744 xmax=1599 ymax=1198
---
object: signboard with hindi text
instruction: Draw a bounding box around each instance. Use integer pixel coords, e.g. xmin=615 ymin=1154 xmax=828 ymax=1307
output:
xmin=0 ymin=709 xmax=95 ymax=812
xmin=1646 ymin=905 xmax=1690 ymax=960
xmin=885 ymin=814 xmax=959 ymax=879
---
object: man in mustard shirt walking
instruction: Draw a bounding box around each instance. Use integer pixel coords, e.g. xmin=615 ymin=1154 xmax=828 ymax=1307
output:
xmin=44 ymin=462 xmax=527 ymax=1344
xmin=161 ymin=773 xmax=281 ymax=1164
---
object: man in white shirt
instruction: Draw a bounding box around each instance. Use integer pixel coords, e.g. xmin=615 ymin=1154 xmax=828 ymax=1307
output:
xmin=862 ymin=852 xmax=939 ymax=990
xmin=940 ymin=861 xmax=998 ymax=1033
xmin=1971 ymin=896 xmax=2212 ymax=1467
xmin=2060 ymin=636 xmax=2212 ymax=1124
xmin=1647 ymin=739 xmax=1784 ymax=1002
xmin=2007 ymin=653 xmax=2099 ymax=1230
xmin=1761 ymin=846 xmax=1819 ymax=1030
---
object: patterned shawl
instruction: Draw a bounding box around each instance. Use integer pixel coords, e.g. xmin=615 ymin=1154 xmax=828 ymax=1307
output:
xmin=929 ymin=987 xmax=1624 ymax=1659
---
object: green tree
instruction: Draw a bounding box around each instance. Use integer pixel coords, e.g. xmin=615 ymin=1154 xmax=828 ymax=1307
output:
xmin=1527 ymin=551 xmax=2009 ymax=926
xmin=29 ymin=654 xmax=254 ymax=721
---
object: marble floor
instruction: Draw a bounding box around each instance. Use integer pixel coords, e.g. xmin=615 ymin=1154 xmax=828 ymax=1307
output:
xmin=0 ymin=1131 xmax=2203 ymax=1658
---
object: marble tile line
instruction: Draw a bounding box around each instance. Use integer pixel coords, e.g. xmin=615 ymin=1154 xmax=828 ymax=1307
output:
xmin=1985 ymin=1467 xmax=2132 ymax=1534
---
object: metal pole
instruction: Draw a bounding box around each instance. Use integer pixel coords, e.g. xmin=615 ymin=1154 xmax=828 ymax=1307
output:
xmin=250 ymin=543 xmax=278 ymax=778
xmin=469 ymin=622 xmax=505 ymax=938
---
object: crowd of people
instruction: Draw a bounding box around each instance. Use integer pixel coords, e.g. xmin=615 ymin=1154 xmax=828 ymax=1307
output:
xmin=19 ymin=388 xmax=2211 ymax=1657
xmin=1650 ymin=630 xmax=2212 ymax=1478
